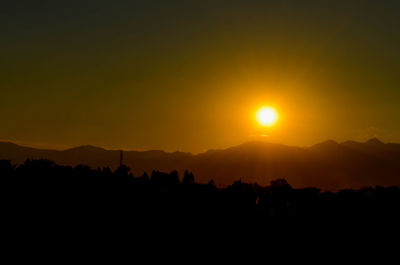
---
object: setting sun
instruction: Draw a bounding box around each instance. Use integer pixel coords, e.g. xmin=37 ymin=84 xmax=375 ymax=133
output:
xmin=256 ymin=107 xmax=278 ymax=127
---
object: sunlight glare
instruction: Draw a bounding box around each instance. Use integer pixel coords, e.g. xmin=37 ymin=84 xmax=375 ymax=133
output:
xmin=256 ymin=107 xmax=278 ymax=127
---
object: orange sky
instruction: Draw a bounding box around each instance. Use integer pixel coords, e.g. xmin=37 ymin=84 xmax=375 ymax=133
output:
xmin=1 ymin=1 xmax=400 ymax=152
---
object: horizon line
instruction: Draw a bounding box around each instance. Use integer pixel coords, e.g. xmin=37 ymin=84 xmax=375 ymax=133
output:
xmin=0 ymin=137 xmax=391 ymax=154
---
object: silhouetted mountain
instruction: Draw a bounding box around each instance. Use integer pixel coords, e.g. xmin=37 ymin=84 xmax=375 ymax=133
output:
xmin=310 ymin=140 xmax=341 ymax=151
xmin=342 ymin=138 xmax=400 ymax=163
xmin=366 ymin=137 xmax=385 ymax=145
xmin=0 ymin=139 xmax=399 ymax=190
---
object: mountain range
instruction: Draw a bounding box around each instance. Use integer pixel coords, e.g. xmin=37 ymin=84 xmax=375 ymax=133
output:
xmin=1 ymin=138 xmax=400 ymax=190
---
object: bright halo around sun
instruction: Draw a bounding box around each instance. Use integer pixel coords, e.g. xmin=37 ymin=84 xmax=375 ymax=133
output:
xmin=256 ymin=107 xmax=278 ymax=127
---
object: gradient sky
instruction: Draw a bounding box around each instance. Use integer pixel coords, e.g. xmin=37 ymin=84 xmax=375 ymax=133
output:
xmin=1 ymin=0 xmax=400 ymax=152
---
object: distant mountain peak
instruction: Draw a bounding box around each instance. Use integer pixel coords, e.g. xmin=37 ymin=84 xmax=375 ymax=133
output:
xmin=311 ymin=140 xmax=339 ymax=150
xmin=322 ymin=140 xmax=339 ymax=145
xmin=366 ymin=138 xmax=384 ymax=145
xmin=65 ymin=145 xmax=105 ymax=152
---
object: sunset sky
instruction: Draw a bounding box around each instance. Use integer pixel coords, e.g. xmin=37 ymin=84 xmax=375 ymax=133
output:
xmin=1 ymin=0 xmax=400 ymax=152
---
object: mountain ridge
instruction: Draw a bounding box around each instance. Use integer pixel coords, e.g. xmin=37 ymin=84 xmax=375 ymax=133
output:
xmin=1 ymin=138 xmax=399 ymax=190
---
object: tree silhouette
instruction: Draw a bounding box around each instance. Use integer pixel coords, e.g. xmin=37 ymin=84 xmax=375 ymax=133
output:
xmin=183 ymin=170 xmax=194 ymax=184
xmin=1 ymin=159 xmax=399 ymax=223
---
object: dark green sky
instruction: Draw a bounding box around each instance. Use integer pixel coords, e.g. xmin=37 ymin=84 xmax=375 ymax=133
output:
xmin=1 ymin=0 xmax=400 ymax=152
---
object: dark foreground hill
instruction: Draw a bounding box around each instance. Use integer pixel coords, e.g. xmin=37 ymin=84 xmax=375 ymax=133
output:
xmin=1 ymin=138 xmax=400 ymax=190
xmin=1 ymin=159 xmax=400 ymax=229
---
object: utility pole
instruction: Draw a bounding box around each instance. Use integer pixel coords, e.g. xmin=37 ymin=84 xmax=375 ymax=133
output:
xmin=119 ymin=150 xmax=123 ymax=167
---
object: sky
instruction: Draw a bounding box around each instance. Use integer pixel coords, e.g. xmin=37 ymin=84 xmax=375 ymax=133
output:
xmin=1 ymin=0 xmax=400 ymax=152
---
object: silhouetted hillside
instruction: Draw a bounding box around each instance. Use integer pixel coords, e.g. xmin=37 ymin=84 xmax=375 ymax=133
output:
xmin=1 ymin=139 xmax=400 ymax=190
xmin=2 ymin=159 xmax=399 ymax=226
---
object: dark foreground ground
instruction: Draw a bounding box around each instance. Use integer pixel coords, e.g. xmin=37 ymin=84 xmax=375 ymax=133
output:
xmin=3 ymin=158 xmax=400 ymax=259
xmin=2 ymin=159 xmax=400 ymax=225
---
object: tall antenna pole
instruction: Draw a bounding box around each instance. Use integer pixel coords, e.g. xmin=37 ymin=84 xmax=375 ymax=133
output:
xmin=119 ymin=150 xmax=123 ymax=167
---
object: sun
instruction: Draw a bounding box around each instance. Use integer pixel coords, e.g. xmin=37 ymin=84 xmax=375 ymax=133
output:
xmin=256 ymin=107 xmax=278 ymax=127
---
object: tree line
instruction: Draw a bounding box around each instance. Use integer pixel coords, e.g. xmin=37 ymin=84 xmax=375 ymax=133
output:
xmin=1 ymin=159 xmax=400 ymax=223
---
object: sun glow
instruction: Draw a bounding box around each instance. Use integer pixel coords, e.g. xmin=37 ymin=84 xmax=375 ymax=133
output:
xmin=256 ymin=107 xmax=278 ymax=127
